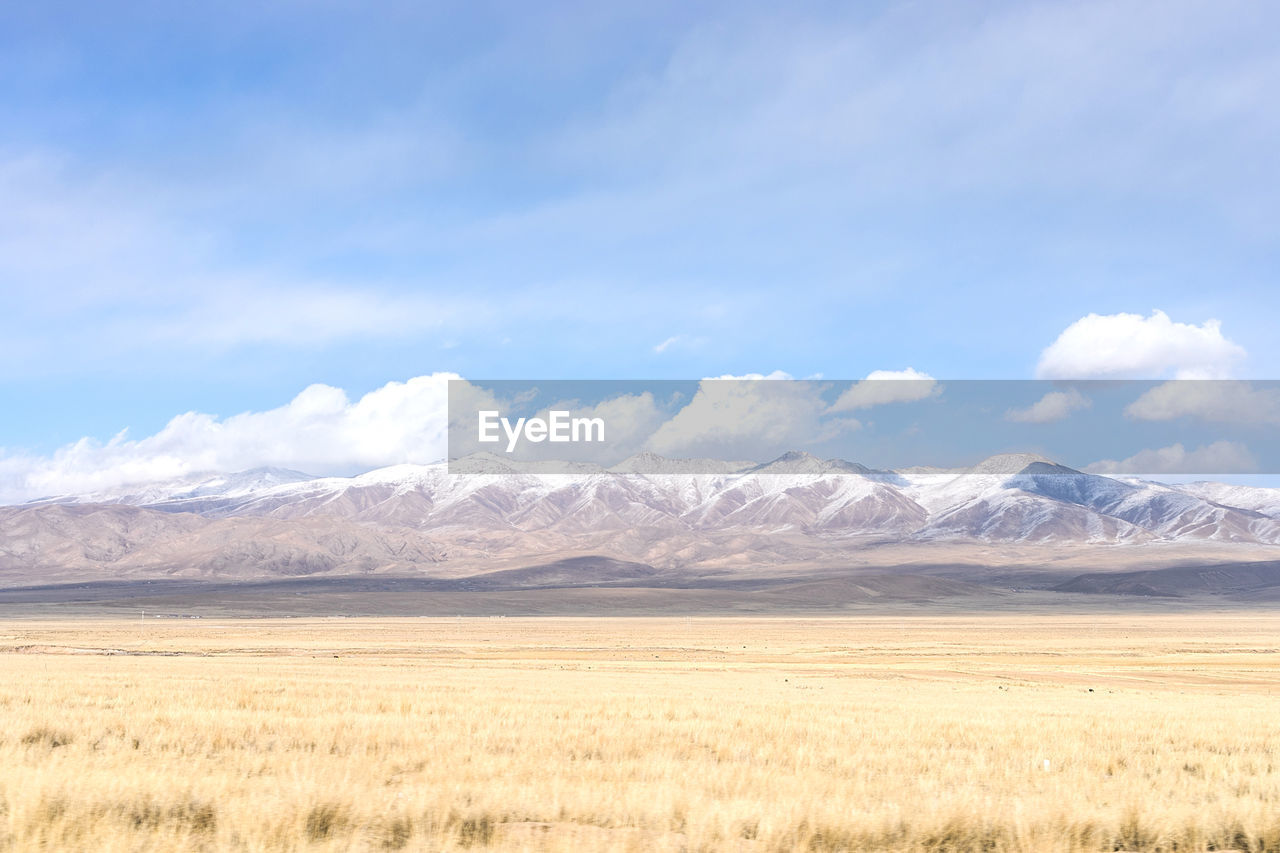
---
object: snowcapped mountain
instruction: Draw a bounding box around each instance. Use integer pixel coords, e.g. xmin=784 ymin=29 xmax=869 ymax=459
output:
xmin=4 ymin=452 xmax=1279 ymax=583
xmin=898 ymin=455 xmax=1280 ymax=545
xmin=25 ymin=467 xmax=317 ymax=512
xmin=1167 ymin=482 xmax=1280 ymax=519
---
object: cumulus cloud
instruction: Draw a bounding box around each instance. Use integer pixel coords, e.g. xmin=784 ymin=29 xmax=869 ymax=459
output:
xmin=1125 ymin=381 xmax=1280 ymax=426
xmin=645 ymin=373 xmax=858 ymax=460
xmin=0 ymin=374 xmax=464 ymax=502
xmin=569 ymin=393 xmax=669 ymax=458
xmin=1086 ymin=441 xmax=1258 ymax=476
xmin=828 ymin=368 xmax=938 ymax=413
xmin=1005 ymin=388 xmax=1092 ymax=424
xmin=703 ymin=371 xmax=795 ymax=381
xmin=1036 ymin=310 xmax=1245 ymax=379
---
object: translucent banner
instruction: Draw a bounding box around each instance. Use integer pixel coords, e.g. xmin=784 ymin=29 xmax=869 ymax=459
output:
xmin=448 ymin=379 xmax=1280 ymax=477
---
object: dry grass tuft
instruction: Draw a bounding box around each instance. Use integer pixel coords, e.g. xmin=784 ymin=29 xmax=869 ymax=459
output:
xmin=19 ymin=727 xmax=72 ymax=749
xmin=303 ymin=803 xmax=347 ymax=841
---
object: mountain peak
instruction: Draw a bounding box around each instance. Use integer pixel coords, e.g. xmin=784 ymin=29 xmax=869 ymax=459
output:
xmin=749 ymin=451 xmax=874 ymax=476
xmin=968 ymin=453 xmax=1078 ymax=477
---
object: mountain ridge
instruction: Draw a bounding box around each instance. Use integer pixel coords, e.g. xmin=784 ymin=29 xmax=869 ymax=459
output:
xmin=3 ymin=452 xmax=1279 ymax=586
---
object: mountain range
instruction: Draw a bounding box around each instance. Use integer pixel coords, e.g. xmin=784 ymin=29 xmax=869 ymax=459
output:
xmin=3 ymin=452 xmax=1279 ymax=591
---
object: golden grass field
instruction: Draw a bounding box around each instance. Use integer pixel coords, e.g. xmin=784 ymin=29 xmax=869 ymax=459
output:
xmin=1 ymin=614 xmax=1278 ymax=852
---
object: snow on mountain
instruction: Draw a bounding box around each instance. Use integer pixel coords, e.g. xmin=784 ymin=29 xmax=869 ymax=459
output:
xmin=744 ymin=450 xmax=879 ymax=477
xmin=1002 ymin=467 xmax=1280 ymax=543
xmin=23 ymin=467 xmax=317 ymax=510
xmin=899 ymin=457 xmax=1280 ymax=545
xmin=1169 ymin=482 xmax=1280 ymax=520
xmin=898 ymin=463 xmax=1144 ymax=544
xmin=11 ymin=453 xmax=1280 ymax=550
xmin=678 ymin=453 xmax=922 ymax=534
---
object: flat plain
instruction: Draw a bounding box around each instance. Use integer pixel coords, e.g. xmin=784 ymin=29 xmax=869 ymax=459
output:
xmin=1 ymin=614 xmax=1278 ymax=852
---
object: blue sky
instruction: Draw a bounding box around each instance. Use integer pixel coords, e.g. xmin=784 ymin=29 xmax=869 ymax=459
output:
xmin=1 ymin=1 xmax=1278 ymax=494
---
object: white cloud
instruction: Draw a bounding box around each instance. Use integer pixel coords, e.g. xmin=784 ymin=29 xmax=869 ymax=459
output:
xmin=0 ymin=374 xmax=464 ymax=502
xmin=1005 ymin=388 xmax=1092 ymax=424
xmin=1036 ymin=310 xmax=1245 ymax=379
xmin=703 ymin=371 xmax=795 ymax=381
xmin=570 ymin=393 xmax=668 ymax=458
xmin=645 ymin=373 xmax=857 ymax=460
xmin=1124 ymin=380 xmax=1280 ymax=425
xmin=651 ymin=334 xmax=707 ymax=355
xmin=1086 ymin=441 xmax=1258 ymax=475
xmin=828 ymin=368 xmax=938 ymax=413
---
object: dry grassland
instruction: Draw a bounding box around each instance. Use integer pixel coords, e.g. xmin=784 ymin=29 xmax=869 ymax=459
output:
xmin=0 ymin=614 xmax=1278 ymax=852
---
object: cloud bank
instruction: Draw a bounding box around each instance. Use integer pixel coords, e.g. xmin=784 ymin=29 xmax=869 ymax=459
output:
xmin=5 ymin=366 xmax=1278 ymax=502
xmin=1125 ymin=381 xmax=1280 ymax=426
xmin=1086 ymin=441 xmax=1258 ymax=476
xmin=0 ymin=374 xmax=460 ymax=502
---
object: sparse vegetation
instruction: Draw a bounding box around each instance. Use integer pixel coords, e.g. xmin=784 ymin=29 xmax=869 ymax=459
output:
xmin=0 ymin=614 xmax=1278 ymax=851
